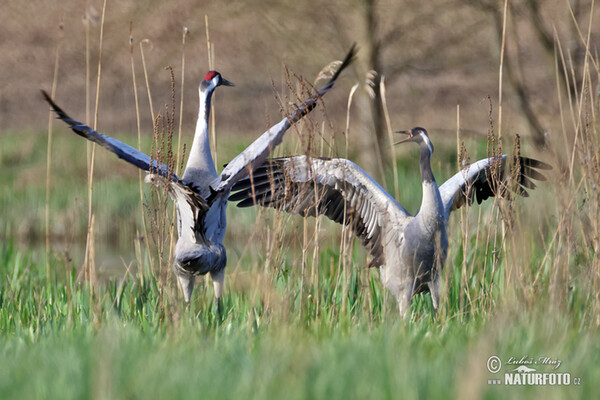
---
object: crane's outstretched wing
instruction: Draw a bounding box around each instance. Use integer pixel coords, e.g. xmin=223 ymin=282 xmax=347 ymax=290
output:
xmin=42 ymin=90 xmax=180 ymax=182
xmin=212 ymin=44 xmax=357 ymax=195
xmin=229 ymin=156 xmax=411 ymax=268
xmin=439 ymin=155 xmax=551 ymax=218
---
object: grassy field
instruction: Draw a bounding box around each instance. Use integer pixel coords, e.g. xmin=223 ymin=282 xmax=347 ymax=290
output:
xmin=2 ymin=1 xmax=600 ymax=399
xmin=1 ymin=221 xmax=600 ymax=400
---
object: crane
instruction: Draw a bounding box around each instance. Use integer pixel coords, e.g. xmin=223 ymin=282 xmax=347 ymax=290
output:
xmin=42 ymin=44 xmax=356 ymax=312
xmin=229 ymin=127 xmax=551 ymax=316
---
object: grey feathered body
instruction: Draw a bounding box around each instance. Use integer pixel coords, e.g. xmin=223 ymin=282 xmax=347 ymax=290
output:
xmin=379 ymin=143 xmax=448 ymax=314
xmin=400 ymin=181 xmax=448 ymax=295
xmin=173 ymin=240 xmax=226 ymax=277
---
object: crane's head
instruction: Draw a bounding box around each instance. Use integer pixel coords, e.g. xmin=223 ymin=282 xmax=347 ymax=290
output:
xmin=394 ymin=127 xmax=434 ymax=155
xmin=202 ymin=71 xmax=235 ymax=90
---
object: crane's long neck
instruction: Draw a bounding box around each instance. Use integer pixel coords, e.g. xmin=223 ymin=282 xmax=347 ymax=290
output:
xmin=182 ymin=85 xmax=218 ymax=189
xmin=419 ymin=140 xmax=435 ymax=184
xmin=416 ymin=140 xmax=444 ymax=232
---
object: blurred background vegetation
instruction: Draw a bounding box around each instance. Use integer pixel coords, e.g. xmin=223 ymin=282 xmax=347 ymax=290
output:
xmin=2 ymin=0 xmax=594 ymax=145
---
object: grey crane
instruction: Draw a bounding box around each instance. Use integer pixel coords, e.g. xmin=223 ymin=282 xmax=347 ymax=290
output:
xmin=230 ymin=127 xmax=551 ymax=316
xmin=42 ymin=45 xmax=356 ymax=311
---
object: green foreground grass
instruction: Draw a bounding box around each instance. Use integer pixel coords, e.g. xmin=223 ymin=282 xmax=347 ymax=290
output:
xmin=1 ymin=226 xmax=599 ymax=400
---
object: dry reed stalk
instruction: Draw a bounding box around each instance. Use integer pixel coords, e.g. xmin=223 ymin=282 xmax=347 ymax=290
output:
xmin=332 ymin=174 xmax=350 ymax=317
xmin=343 ymin=232 xmax=355 ymax=315
xmin=81 ymin=6 xmax=91 ymax=282
xmin=83 ymin=0 xmax=107 ymax=291
xmin=453 ymin=104 xmax=473 ymax=320
xmin=140 ymin=40 xmax=156 ymax=123
xmin=553 ymin=33 xmax=572 ymax=176
xmin=147 ymin=104 xmax=177 ymax=305
xmin=380 ymin=76 xmax=399 ymax=200
xmin=309 ymin=123 xmax=324 ymax=318
xmin=84 ymin=5 xmax=93 ymax=126
xmin=176 ymin=27 xmax=189 ymax=175
xmin=503 ymin=135 xmax=523 ymax=302
xmin=365 ymin=71 xmax=386 ymax=183
xmin=345 ymin=83 xmax=359 ymax=159
xmin=482 ymin=96 xmax=502 ymax=313
xmin=166 ymin=67 xmax=178 ymax=293
xmin=497 ymin=0 xmax=508 ymax=143
xmin=496 ymin=0 xmax=513 ymax=297
xmin=205 ymin=15 xmax=218 ymax=168
xmin=139 ymin=38 xmax=160 ymax=286
xmin=300 ymin=218 xmax=308 ymax=319
xmin=88 ymin=214 xmax=97 ymax=314
xmin=129 ymin=22 xmax=154 ymax=276
xmin=45 ymin=21 xmax=64 ymax=283
xmin=311 ymin=195 xmax=321 ymax=319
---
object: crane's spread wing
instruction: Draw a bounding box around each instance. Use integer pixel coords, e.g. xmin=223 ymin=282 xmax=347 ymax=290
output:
xmin=145 ymin=174 xmax=209 ymax=243
xmin=229 ymin=156 xmax=411 ymax=268
xmin=439 ymin=155 xmax=551 ymax=217
xmin=42 ymin=90 xmax=180 ymax=182
xmin=212 ymin=44 xmax=357 ymax=195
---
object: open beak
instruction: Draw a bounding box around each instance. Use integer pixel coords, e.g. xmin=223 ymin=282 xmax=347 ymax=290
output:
xmin=394 ymin=130 xmax=413 ymax=145
xmin=220 ymin=77 xmax=235 ymax=87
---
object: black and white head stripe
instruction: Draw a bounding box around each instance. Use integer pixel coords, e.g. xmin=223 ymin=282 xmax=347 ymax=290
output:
xmin=413 ymin=127 xmax=434 ymax=156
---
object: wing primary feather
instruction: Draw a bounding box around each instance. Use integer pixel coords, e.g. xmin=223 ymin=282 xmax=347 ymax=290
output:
xmin=42 ymin=90 xmax=179 ymax=182
xmin=441 ymin=155 xmax=551 ymax=215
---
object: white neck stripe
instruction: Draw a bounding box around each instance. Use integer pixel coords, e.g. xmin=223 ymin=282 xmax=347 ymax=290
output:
xmin=422 ymin=133 xmax=433 ymax=156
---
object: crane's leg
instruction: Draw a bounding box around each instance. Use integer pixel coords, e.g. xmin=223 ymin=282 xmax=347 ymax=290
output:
xmin=429 ymin=234 xmax=446 ymax=313
xmin=427 ymin=276 xmax=440 ymax=311
xmin=210 ymin=269 xmax=225 ymax=318
xmin=396 ymin=286 xmax=413 ymax=319
xmin=177 ymin=275 xmax=195 ymax=306
xmin=380 ymin=266 xmax=414 ymax=319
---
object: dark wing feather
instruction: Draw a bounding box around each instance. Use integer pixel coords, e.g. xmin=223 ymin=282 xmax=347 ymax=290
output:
xmin=42 ymin=90 xmax=180 ymax=182
xmin=439 ymin=155 xmax=551 ymax=217
xmin=212 ymin=44 xmax=357 ymax=195
xmin=145 ymin=175 xmax=209 ymax=243
xmin=229 ymin=156 xmax=411 ymax=268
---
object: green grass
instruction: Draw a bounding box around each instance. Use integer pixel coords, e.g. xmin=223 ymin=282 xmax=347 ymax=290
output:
xmin=0 ymin=240 xmax=598 ymax=400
